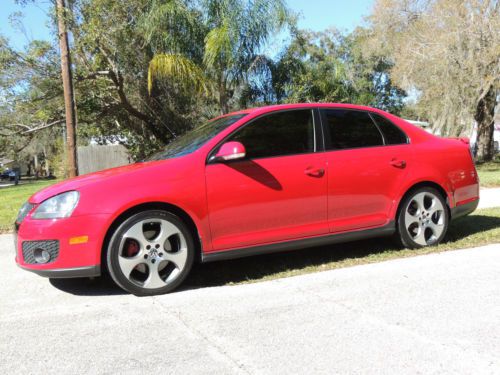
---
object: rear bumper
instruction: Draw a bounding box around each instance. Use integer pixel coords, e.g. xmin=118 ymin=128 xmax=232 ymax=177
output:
xmin=450 ymin=198 xmax=479 ymax=220
xmin=17 ymin=264 xmax=100 ymax=278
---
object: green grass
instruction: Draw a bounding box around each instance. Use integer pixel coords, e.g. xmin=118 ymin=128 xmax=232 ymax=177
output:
xmin=477 ymin=160 xmax=500 ymax=187
xmin=0 ymin=179 xmax=60 ymax=232
xmin=183 ymin=207 xmax=500 ymax=289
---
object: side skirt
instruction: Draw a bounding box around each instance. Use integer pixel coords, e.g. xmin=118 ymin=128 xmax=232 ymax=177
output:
xmin=201 ymin=221 xmax=396 ymax=263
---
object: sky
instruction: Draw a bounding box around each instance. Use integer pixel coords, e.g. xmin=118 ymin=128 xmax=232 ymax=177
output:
xmin=288 ymin=0 xmax=373 ymax=31
xmin=0 ymin=0 xmax=374 ymax=51
xmin=0 ymin=0 xmax=53 ymax=50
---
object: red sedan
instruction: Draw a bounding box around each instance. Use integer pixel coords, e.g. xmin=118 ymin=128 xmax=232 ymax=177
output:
xmin=15 ymin=104 xmax=479 ymax=295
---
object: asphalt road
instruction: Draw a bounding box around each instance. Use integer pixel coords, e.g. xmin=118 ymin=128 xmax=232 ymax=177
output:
xmin=1 ymin=233 xmax=499 ymax=374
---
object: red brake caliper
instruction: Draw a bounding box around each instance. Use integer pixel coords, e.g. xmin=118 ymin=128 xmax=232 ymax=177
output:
xmin=125 ymin=239 xmax=140 ymax=257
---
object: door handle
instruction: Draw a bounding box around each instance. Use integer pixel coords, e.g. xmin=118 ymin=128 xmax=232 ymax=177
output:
xmin=390 ymin=159 xmax=406 ymax=168
xmin=304 ymin=167 xmax=325 ymax=177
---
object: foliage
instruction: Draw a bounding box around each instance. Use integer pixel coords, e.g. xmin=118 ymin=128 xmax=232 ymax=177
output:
xmin=147 ymin=54 xmax=208 ymax=95
xmin=367 ymin=0 xmax=500 ymax=161
xmin=146 ymin=0 xmax=292 ymax=114
xmin=240 ymin=28 xmax=406 ymax=115
xmin=0 ymin=0 xmax=430 ymax=167
xmin=71 ymin=0 xmax=208 ymax=158
xmin=0 ymin=34 xmax=65 ymax=174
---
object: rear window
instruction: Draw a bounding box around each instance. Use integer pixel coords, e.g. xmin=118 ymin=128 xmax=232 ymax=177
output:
xmin=322 ymin=109 xmax=383 ymax=150
xmin=370 ymin=113 xmax=408 ymax=145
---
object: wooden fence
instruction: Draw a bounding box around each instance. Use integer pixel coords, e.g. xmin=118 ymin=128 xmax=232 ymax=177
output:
xmin=77 ymin=145 xmax=132 ymax=175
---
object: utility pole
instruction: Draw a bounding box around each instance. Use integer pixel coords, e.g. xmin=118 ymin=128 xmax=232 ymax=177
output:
xmin=56 ymin=0 xmax=78 ymax=177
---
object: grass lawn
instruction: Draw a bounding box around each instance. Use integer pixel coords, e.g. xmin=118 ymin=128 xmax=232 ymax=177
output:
xmin=0 ymin=179 xmax=60 ymax=233
xmin=476 ymin=160 xmax=500 ymax=187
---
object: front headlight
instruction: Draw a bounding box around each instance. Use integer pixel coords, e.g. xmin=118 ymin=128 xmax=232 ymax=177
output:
xmin=16 ymin=202 xmax=34 ymax=223
xmin=32 ymin=191 xmax=80 ymax=219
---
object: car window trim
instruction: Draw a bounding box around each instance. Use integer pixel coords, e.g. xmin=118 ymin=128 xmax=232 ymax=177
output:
xmin=206 ymin=108 xmax=323 ymax=164
xmin=367 ymin=113 xmax=387 ymax=145
xmin=313 ymin=108 xmax=325 ymax=152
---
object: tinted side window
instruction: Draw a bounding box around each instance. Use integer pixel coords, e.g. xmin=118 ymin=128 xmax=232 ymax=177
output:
xmin=370 ymin=113 xmax=408 ymax=145
xmin=322 ymin=109 xmax=383 ymax=150
xmin=229 ymin=110 xmax=315 ymax=159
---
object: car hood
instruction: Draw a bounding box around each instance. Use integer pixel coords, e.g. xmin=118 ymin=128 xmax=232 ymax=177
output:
xmin=29 ymin=160 xmax=170 ymax=204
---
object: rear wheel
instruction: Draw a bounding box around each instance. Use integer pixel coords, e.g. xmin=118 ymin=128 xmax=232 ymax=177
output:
xmin=397 ymin=187 xmax=449 ymax=249
xmin=106 ymin=210 xmax=194 ymax=296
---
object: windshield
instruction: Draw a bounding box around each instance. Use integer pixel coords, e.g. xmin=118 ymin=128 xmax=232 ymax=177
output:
xmin=147 ymin=114 xmax=247 ymax=161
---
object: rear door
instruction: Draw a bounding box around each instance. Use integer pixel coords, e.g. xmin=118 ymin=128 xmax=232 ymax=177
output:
xmin=320 ymin=109 xmax=411 ymax=233
xmin=205 ymin=109 xmax=328 ymax=251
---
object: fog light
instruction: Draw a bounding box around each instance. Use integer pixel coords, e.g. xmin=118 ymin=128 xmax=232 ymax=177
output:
xmin=33 ymin=248 xmax=51 ymax=264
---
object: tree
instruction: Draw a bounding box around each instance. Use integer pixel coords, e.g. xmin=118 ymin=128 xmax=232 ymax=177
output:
xmin=2 ymin=1 xmax=212 ymax=161
xmin=71 ymin=0 xmax=212 ymax=158
xmin=239 ymin=28 xmax=406 ymax=114
xmin=146 ymin=0 xmax=292 ymax=114
xmin=0 ymin=36 xmax=66 ymax=175
xmin=367 ymin=0 xmax=500 ymax=161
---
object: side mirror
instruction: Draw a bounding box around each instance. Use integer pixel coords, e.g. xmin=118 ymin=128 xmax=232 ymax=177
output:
xmin=213 ymin=141 xmax=246 ymax=162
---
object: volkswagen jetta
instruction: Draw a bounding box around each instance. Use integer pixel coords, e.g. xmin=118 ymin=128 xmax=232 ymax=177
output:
xmin=15 ymin=104 xmax=479 ymax=295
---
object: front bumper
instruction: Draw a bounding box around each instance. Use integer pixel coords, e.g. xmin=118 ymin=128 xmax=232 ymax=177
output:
xmin=15 ymin=213 xmax=110 ymax=277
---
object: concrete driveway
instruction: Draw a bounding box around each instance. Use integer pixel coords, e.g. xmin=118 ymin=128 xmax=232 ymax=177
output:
xmin=1 ymin=232 xmax=499 ymax=374
xmin=478 ymin=187 xmax=500 ymax=209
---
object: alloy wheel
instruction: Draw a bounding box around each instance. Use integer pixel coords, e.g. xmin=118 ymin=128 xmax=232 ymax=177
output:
xmin=404 ymin=191 xmax=446 ymax=246
xmin=117 ymin=218 xmax=188 ymax=289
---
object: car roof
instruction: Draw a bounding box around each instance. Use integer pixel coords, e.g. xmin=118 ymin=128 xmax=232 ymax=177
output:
xmin=226 ymin=103 xmax=386 ymax=117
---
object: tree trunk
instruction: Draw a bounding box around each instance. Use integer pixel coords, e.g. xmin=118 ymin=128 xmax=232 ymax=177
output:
xmin=218 ymin=76 xmax=229 ymax=115
xmin=474 ymin=86 xmax=496 ymax=162
xmin=56 ymin=0 xmax=78 ymax=177
xmin=219 ymin=89 xmax=229 ymax=114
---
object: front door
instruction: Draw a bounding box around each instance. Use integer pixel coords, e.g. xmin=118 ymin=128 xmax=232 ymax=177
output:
xmin=205 ymin=109 xmax=328 ymax=251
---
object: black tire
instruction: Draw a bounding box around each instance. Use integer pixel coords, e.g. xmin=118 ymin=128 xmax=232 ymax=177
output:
xmin=106 ymin=210 xmax=195 ymax=296
xmin=396 ymin=186 xmax=449 ymax=249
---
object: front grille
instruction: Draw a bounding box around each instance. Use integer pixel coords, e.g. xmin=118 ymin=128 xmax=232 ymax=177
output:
xmin=22 ymin=240 xmax=60 ymax=264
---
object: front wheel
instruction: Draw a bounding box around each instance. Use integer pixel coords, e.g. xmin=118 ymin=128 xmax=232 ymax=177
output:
xmin=106 ymin=210 xmax=195 ymax=296
xmin=397 ymin=187 xmax=449 ymax=249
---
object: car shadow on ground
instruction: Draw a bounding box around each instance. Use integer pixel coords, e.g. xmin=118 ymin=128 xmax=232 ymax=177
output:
xmin=49 ymin=276 xmax=127 ymax=296
xmin=49 ymin=214 xmax=500 ymax=296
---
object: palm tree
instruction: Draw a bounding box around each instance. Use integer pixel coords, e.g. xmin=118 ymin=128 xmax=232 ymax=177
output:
xmin=145 ymin=0 xmax=291 ymax=114
xmin=142 ymin=0 xmax=209 ymax=97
